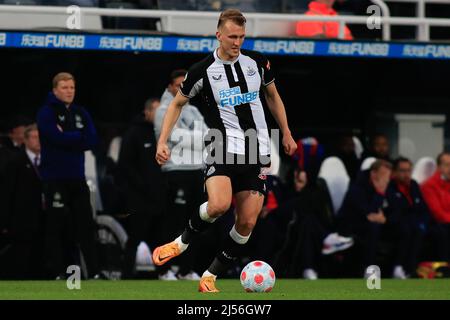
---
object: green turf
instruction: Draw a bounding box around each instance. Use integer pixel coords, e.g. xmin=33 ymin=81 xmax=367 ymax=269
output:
xmin=0 ymin=279 xmax=449 ymax=300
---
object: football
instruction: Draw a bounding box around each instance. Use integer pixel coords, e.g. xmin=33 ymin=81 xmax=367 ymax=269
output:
xmin=240 ymin=260 xmax=276 ymax=293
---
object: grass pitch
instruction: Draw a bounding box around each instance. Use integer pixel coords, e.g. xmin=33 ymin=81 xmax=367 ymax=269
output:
xmin=0 ymin=279 xmax=449 ymax=300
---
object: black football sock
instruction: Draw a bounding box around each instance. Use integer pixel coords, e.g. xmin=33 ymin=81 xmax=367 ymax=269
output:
xmin=181 ymin=203 xmax=215 ymax=244
xmin=207 ymin=231 xmax=248 ymax=276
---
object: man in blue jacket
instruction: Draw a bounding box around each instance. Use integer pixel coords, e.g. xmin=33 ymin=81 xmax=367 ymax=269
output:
xmin=385 ymin=157 xmax=428 ymax=278
xmin=37 ymin=72 xmax=100 ymax=279
xmin=336 ymin=159 xmax=392 ymax=276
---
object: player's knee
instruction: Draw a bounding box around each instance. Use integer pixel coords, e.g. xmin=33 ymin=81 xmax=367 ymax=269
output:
xmin=237 ymin=220 xmax=257 ymax=234
xmin=207 ymin=201 xmax=230 ymax=217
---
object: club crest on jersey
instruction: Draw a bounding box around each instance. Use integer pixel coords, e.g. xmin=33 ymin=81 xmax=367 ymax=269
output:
xmin=52 ymin=192 xmax=64 ymax=208
xmin=212 ymin=74 xmax=222 ymax=81
xmin=75 ymin=115 xmax=84 ymax=129
xmin=247 ymin=66 xmax=256 ymax=76
xmin=218 ymin=86 xmax=259 ymax=107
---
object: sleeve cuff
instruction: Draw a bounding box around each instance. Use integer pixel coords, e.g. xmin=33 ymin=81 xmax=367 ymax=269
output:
xmin=263 ymin=79 xmax=275 ymax=87
xmin=179 ymin=89 xmax=191 ymax=99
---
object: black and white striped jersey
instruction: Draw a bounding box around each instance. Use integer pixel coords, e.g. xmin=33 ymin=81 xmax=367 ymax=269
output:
xmin=180 ymin=48 xmax=274 ymax=158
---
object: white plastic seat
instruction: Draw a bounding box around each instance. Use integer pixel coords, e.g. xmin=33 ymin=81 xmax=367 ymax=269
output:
xmin=360 ymin=157 xmax=377 ymax=171
xmin=107 ymin=136 xmax=122 ymax=164
xmin=85 ymin=150 xmax=104 ymax=214
xmin=353 ymin=136 xmax=364 ymax=160
xmin=318 ymin=156 xmax=350 ymax=214
xmin=135 ymin=241 xmax=155 ymax=272
xmin=412 ymin=156 xmax=437 ymax=184
xmin=266 ymin=136 xmax=280 ymax=176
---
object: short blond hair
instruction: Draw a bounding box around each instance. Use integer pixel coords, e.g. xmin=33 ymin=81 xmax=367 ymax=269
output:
xmin=52 ymin=72 xmax=75 ymax=88
xmin=370 ymin=159 xmax=393 ymax=172
xmin=217 ymin=9 xmax=246 ymax=29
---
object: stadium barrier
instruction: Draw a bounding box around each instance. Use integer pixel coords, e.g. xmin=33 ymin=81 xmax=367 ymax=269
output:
xmin=1 ymin=3 xmax=450 ymax=41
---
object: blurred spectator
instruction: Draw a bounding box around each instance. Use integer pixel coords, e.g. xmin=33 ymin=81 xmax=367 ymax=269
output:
xmin=331 ymin=134 xmax=359 ymax=181
xmin=385 ymin=157 xmax=428 ymax=278
xmin=221 ymin=0 xmax=257 ymax=12
xmin=296 ymin=0 xmax=353 ymax=40
xmin=291 ymin=137 xmax=325 ymax=182
xmin=137 ymin=0 xmax=159 ymax=9
xmin=336 ymin=160 xmax=392 ymax=276
xmin=49 ymin=0 xmax=99 ymax=6
xmin=0 ymin=144 xmax=15 ymax=211
xmin=1 ymin=116 xmax=31 ymax=153
xmin=421 ymin=151 xmax=450 ymax=262
xmin=37 ymin=72 xmax=101 ymax=280
xmin=0 ymin=124 xmax=45 ymax=279
xmin=154 ymin=69 xmax=208 ymax=281
xmin=254 ymin=168 xmax=353 ymax=280
xmin=117 ymin=98 xmax=165 ymax=279
xmin=0 ymin=116 xmax=31 ymax=197
xmin=291 ymin=168 xmax=353 ymax=279
xmin=361 ymin=133 xmax=393 ymax=163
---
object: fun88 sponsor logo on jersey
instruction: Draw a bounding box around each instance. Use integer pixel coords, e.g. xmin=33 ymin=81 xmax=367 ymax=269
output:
xmin=219 ymin=86 xmax=259 ymax=107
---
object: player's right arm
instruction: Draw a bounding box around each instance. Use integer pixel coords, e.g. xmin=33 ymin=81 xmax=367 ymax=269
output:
xmin=155 ymin=92 xmax=189 ymax=165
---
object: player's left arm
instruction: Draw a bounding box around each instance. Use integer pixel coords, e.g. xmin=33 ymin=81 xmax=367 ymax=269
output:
xmin=263 ymin=82 xmax=297 ymax=156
